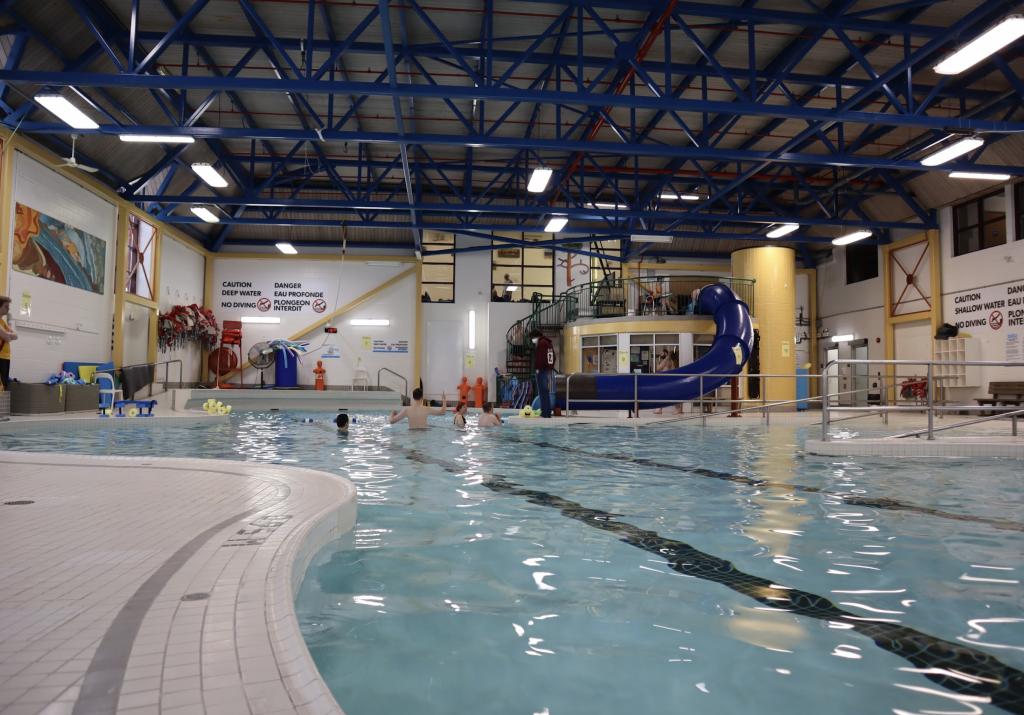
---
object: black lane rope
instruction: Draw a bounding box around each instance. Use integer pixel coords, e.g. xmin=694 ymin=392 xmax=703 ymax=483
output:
xmin=490 ymin=435 xmax=1024 ymax=533
xmin=388 ymin=444 xmax=1024 ymax=714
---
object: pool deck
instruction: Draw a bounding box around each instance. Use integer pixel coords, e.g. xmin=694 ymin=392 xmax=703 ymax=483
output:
xmin=0 ymin=452 xmax=355 ymax=715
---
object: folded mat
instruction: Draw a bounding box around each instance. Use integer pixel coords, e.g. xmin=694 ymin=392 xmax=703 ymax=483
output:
xmin=121 ymin=364 xmax=155 ymax=400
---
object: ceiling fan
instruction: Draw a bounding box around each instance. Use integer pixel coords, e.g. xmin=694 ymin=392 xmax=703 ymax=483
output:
xmin=53 ymin=134 xmax=98 ymax=173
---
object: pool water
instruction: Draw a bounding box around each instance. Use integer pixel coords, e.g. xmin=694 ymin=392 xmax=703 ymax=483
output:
xmin=4 ymin=413 xmax=1024 ymax=715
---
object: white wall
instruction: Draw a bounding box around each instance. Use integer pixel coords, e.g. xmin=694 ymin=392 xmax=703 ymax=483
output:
xmin=158 ymin=237 xmax=207 ymax=384
xmin=6 ymin=152 xmax=117 ymax=382
xmin=936 ymin=203 xmax=1024 ymax=399
xmin=815 ymin=243 xmax=886 ymax=373
xmin=122 ymin=301 xmax=149 ymax=368
xmin=211 ymin=257 xmax=416 ymax=389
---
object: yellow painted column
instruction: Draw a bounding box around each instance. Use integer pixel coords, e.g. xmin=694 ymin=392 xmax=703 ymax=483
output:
xmin=732 ymin=247 xmax=796 ymax=403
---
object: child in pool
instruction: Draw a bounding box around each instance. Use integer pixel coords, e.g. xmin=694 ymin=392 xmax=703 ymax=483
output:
xmin=336 ymin=413 xmax=349 ymax=434
xmin=477 ymin=402 xmax=503 ymax=427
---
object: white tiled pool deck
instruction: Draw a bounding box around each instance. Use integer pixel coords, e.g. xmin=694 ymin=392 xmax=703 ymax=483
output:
xmin=0 ymin=451 xmax=356 ymax=715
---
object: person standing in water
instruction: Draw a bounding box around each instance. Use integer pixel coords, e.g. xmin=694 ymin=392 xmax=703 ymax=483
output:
xmin=477 ymin=402 xmax=503 ymax=427
xmin=390 ymin=388 xmax=447 ymax=428
xmin=453 ymin=401 xmax=468 ymax=427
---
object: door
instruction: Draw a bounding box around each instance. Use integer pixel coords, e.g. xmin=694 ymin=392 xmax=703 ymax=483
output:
xmin=853 ymin=342 xmax=868 ymax=406
xmin=893 ymin=319 xmax=932 ymax=403
xmin=425 ymin=320 xmax=464 ymax=402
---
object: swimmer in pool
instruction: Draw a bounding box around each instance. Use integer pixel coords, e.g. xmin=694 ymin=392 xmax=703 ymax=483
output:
xmin=336 ymin=413 xmax=349 ymax=434
xmin=477 ymin=402 xmax=502 ymax=428
xmin=453 ymin=401 xmax=468 ymax=427
xmin=389 ymin=387 xmax=447 ymax=428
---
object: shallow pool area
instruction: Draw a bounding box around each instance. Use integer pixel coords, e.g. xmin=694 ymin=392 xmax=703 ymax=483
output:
xmin=3 ymin=413 xmax=1023 ymax=715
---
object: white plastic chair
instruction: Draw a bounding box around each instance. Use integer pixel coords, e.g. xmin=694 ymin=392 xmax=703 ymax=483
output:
xmin=352 ymin=367 xmax=369 ymax=391
xmin=96 ymin=372 xmax=123 ymax=411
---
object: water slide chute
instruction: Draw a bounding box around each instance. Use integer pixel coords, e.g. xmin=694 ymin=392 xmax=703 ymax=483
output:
xmin=555 ymin=283 xmax=754 ymax=411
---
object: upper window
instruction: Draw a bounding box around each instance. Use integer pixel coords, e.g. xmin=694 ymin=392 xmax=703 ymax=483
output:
xmin=1016 ymin=183 xmax=1024 ymax=243
xmin=126 ymin=214 xmax=156 ymax=300
xmin=491 ymin=233 xmax=554 ymax=302
xmin=590 ymin=240 xmax=622 ymax=283
xmin=421 ymin=231 xmax=455 ymax=302
xmin=953 ymin=188 xmax=1008 ymax=256
xmin=845 ymin=242 xmax=878 ymax=284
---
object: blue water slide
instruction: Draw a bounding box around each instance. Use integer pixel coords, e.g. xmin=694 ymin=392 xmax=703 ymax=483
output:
xmin=556 ymin=283 xmax=754 ymax=411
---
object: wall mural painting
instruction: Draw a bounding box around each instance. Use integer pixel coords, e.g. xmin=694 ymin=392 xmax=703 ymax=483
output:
xmin=12 ymin=202 xmax=106 ymax=294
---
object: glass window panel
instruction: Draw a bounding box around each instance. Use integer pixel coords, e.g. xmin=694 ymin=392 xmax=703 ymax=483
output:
xmin=582 ymin=336 xmax=600 ymax=346
xmin=1017 ymin=184 xmax=1024 ymax=242
xmin=422 ymin=264 xmax=454 ymax=283
xmin=493 ymin=267 xmax=522 ymax=284
xmin=423 ymin=231 xmax=454 ymax=246
xmin=655 ymin=334 xmax=678 ymax=345
xmin=523 ymin=267 xmax=552 ymax=285
xmin=630 ymin=334 xmax=654 ymax=345
xmin=982 ymin=194 xmax=1006 ymax=218
xmin=956 ymin=202 xmax=978 ymax=228
xmin=422 ymin=251 xmax=452 ymax=263
xmin=600 ymin=335 xmax=617 ymax=346
xmin=422 ymin=284 xmax=454 ymax=302
xmin=982 ymin=217 xmax=1007 ymax=248
xmin=956 ymin=226 xmax=980 ymax=255
xmin=492 ymin=249 xmax=521 ymax=265
xmin=524 ymin=248 xmax=549 ymax=265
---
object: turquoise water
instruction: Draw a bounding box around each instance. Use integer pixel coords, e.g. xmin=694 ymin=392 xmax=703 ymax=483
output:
xmin=4 ymin=414 xmax=1024 ymax=715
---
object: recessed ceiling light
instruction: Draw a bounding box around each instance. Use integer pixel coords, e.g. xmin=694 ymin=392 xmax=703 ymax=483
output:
xmin=545 ymin=216 xmax=568 ymax=232
xmin=766 ymin=224 xmax=799 ymax=238
xmin=192 ymin=163 xmax=228 ymax=188
xmin=921 ymin=137 xmax=984 ymax=166
xmin=120 ymin=135 xmax=195 ymax=144
xmin=276 ymin=242 xmax=297 ymax=254
xmin=832 ymin=230 xmax=872 ymax=245
xmin=34 ymin=92 xmax=98 ymax=129
xmin=948 ymin=171 xmax=1011 ymax=181
xmin=191 ymin=206 xmax=220 ymax=223
xmin=934 ymin=15 xmax=1024 ymax=75
xmin=528 ymin=168 xmax=553 ymax=193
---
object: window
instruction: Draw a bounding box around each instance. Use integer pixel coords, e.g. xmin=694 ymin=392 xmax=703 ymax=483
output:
xmin=581 ymin=334 xmax=618 ymax=374
xmin=953 ymin=188 xmax=1007 ymax=256
xmin=628 ymin=333 xmax=679 ymax=374
xmin=1016 ymin=183 xmax=1024 ymax=243
xmin=491 ymin=232 xmax=554 ymax=302
xmin=590 ymin=240 xmax=621 ymax=283
xmin=126 ymin=214 xmax=156 ymax=299
xmin=421 ymin=231 xmax=454 ymax=302
xmin=845 ymin=243 xmax=878 ymax=284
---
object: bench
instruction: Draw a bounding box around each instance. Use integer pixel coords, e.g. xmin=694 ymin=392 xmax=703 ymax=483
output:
xmin=976 ymin=382 xmax=1024 ymax=415
xmin=99 ymin=399 xmax=158 ymax=417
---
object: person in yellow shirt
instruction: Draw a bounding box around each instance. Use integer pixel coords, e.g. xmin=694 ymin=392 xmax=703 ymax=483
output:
xmin=0 ymin=295 xmax=17 ymax=390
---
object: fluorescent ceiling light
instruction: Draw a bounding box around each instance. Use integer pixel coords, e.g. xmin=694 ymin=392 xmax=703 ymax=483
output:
xmin=350 ymin=319 xmax=390 ymax=326
xmin=934 ymin=15 xmax=1024 ymax=75
xmin=545 ymin=216 xmax=568 ymax=232
xmin=660 ymin=190 xmax=700 ymax=201
xmin=766 ymin=223 xmax=799 ymax=238
xmin=468 ymin=309 xmax=476 ymax=350
xmin=594 ymin=202 xmax=627 ymax=210
xmin=949 ymin=171 xmax=1012 ymax=181
xmin=240 ymin=316 xmax=281 ymax=324
xmin=120 ymin=135 xmax=195 ymax=144
xmin=630 ymin=234 xmax=672 ymax=243
xmin=34 ymin=92 xmax=98 ymax=129
xmin=276 ymin=242 xmax=297 ymax=254
xmin=192 ymin=162 xmax=228 ymax=188
xmin=506 ymin=285 xmax=518 ymax=292
xmin=831 ymin=334 xmax=854 ymax=343
xmin=365 ymin=261 xmax=403 ymax=266
xmin=832 ymin=230 xmax=872 ymax=245
xmin=191 ymin=206 xmax=220 ymax=223
xmin=528 ymin=167 xmax=553 ymax=193
xmin=920 ymin=137 xmax=984 ymax=166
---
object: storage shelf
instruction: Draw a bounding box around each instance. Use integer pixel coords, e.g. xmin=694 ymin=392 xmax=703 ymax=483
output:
xmin=933 ymin=337 xmax=981 ymax=388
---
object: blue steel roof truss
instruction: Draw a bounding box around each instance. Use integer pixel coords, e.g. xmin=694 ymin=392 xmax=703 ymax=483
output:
xmin=0 ymin=0 xmax=1022 ymax=255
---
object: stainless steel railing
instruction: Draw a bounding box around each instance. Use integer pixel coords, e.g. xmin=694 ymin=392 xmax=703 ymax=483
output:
xmin=821 ymin=359 xmax=1024 ymax=441
xmin=378 ymin=368 xmax=410 ymax=405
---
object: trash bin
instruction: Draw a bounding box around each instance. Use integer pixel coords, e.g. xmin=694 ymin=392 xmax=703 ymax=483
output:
xmin=274 ymin=348 xmax=299 ymax=388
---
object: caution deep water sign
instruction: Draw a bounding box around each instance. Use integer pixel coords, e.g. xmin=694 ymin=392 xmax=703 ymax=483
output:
xmin=219 ymin=279 xmax=329 ymax=314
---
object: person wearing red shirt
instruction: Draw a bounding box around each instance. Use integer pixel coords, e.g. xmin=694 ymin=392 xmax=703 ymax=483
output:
xmin=530 ymin=328 xmax=556 ymax=418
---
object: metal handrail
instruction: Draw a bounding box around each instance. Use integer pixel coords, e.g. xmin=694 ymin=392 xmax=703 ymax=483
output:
xmin=120 ymin=359 xmax=184 ymax=397
xmin=378 ymin=367 xmax=409 ymax=400
xmin=886 ymin=408 xmax=1023 ymax=440
xmin=821 ymin=358 xmax=1024 ymax=441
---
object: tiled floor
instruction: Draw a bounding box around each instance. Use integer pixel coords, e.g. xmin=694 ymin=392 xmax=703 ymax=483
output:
xmin=0 ymin=452 xmax=356 ymax=715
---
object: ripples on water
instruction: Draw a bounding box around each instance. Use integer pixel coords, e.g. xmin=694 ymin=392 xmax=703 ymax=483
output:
xmin=4 ymin=413 xmax=1023 ymax=715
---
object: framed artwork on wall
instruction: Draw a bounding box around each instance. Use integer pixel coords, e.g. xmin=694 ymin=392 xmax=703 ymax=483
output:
xmin=12 ymin=201 xmax=107 ymax=294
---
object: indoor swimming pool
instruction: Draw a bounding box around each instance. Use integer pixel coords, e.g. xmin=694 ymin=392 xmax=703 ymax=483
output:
xmin=4 ymin=413 xmax=1023 ymax=715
